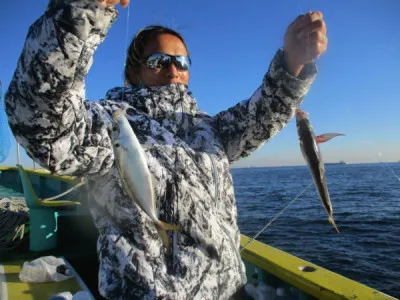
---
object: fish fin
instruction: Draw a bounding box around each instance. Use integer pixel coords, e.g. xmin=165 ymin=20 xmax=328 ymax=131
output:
xmin=151 ymin=175 xmax=158 ymax=190
xmin=155 ymin=224 xmax=171 ymax=250
xmin=328 ymin=216 xmax=340 ymax=234
xmin=142 ymin=144 xmax=152 ymax=150
xmin=316 ymin=133 xmax=345 ymax=144
xmin=151 ymin=176 xmax=160 ymax=218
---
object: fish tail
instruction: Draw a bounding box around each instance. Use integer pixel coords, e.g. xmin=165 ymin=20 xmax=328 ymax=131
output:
xmin=328 ymin=216 xmax=340 ymax=234
xmin=316 ymin=133 xmax=345 ymax=144
xmin=158 ymin=220 xmax=183 ymax=231
xmin=155 ymin=225 xmax=171 ymax=249
xmin=155 ymin=221 xmax=183 ymax=249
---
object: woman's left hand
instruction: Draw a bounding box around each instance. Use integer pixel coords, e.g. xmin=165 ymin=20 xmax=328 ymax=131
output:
xmin=283 ymin=11 xmax=327 ymax=77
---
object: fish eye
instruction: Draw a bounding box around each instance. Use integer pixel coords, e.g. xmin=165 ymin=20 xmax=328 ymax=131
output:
xmin=112 ymin=126 xmax=118 ymax=132
xmin=115 ymin=143 xmax=120 ymax=148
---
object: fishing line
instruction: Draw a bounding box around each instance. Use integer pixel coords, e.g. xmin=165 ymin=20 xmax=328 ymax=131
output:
xmin=307 ymin=9 xmax=313 ymax=65
xmin=240 ymin=181 xmax=313 ymax=253
xmin=1 ymin=2 xmax=132 ymax=166
xmin=122 ymin=1 xmax=131 ymax=94
xmin=377 ymin=153 xmax=400 ymax=182
xmin=0 ymin=80 xmax=11 ymax=163
xmin=388 ymin=167 xmax=400 ymax=182
xmin=240 ymin=7 xmax=318 ymax=253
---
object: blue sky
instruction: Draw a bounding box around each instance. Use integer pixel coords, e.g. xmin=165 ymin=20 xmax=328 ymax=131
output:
xmin=1 ymin=0 xmax=399 ymax=168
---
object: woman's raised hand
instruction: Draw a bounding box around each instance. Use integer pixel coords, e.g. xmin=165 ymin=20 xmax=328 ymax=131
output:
xmin=98 ymin=0 xmax=129 ymax=8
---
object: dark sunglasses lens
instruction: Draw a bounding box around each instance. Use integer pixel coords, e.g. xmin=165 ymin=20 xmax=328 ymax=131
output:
xmin=147 ymin=54 xmax=171 ymax=69
xmin=175 ymin=56 xmax=191 ymax=70
xmin=146 ymin=54 xmax=191 ymax=70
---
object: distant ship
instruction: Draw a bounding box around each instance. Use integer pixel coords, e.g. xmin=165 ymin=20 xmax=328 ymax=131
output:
xmin=325 ymin=160 xmax=347 ymax=166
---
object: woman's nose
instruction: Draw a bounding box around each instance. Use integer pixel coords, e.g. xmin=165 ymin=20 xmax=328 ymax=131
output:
xmin=166 ymin=63 xmax=179 ymax=78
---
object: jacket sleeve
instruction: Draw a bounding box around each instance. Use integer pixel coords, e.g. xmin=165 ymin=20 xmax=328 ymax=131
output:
xmin=214 ymin=49 xmax=317 ymax=163
xmin=5 ymin=0 xmax=118 ymax=176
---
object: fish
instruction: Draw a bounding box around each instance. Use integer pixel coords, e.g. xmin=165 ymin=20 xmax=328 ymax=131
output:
xmin=111 ymin=108 xmax=182 ymax=249
xmin=295 ymin=109 xmax=343 ymax=234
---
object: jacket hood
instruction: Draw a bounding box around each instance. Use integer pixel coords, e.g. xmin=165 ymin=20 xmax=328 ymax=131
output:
xmin=105 ymin=83 xmax=199 ymax=139
xmin=105 ymin=83 xmax=198 ymax=118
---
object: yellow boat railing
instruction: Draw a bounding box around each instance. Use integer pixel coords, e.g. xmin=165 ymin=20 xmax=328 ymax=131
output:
xmin=0 ymin=165 xmax=78 ymax=184
xmin=240 ymin=235 xmax=397 ymax=300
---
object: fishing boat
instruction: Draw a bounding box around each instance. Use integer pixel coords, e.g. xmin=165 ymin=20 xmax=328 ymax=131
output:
xmin=325 ymin=161 xmax=347 ymax=166
xmin=0 ymin=165 xmax=397 ymax=300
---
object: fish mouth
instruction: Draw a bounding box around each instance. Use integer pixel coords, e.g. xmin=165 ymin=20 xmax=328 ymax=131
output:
xmin=295 ymin=109 xmax=308 ymax=121
xmin=112 ymin=109 xmax=125 ymax=120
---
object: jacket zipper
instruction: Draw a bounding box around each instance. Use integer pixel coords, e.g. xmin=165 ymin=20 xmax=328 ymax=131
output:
xmin=208 ymin=153 xmax=246 ymax=282
xmin=208 ymin=153 xmax=220 ymax=213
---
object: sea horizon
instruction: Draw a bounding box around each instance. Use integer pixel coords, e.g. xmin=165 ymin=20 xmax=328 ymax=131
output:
xmin=231 ymin=161 xmax=400 ymax=169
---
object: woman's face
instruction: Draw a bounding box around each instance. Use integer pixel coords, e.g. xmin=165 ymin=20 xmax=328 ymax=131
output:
xmin=131 ymin=33 xmax=190 ymax=87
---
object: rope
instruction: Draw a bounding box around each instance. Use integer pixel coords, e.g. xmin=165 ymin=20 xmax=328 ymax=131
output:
xmin=42 ymin=179 xmax=86 ymax=201
xmin=0 ymin=197 xmax=29 ymax=251
xmin=240 ymin=182 xmax=313 ymax=253
xmin=0 ymin=178 xmax=85 ymax=251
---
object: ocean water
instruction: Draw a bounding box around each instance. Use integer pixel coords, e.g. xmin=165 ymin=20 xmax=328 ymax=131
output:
xmin=0 ymin=185 xmax=23 ymax=198
xmin=232 ymin=163 xmax=400 ymax=299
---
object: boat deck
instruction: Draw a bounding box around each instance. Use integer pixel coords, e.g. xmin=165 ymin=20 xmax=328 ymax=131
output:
xmin=0 ymin=257 xmax=93 ymax=300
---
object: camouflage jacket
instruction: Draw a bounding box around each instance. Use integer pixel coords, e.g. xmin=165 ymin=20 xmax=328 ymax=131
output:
xmin=5 ymin=0 xmax=316 ymax=299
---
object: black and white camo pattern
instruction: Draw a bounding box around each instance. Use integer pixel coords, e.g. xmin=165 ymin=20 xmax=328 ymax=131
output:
xmin=5 ymin=1 xmax=317 ymax=298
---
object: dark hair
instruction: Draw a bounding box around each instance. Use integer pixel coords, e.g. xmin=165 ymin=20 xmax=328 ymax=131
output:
xmin=124 ymin=25 xmax=189 ymax=86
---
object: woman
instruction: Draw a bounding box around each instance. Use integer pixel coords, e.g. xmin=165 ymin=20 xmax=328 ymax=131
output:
xmin=5 ymin=0 xmax=327 ymax=298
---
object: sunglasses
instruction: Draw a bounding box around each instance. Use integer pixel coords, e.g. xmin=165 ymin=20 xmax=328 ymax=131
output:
xmin=145 ymin=53 xmax=191 ymax=71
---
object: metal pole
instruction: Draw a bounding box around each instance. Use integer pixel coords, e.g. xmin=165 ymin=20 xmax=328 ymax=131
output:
xmin=16 ymin=142 xmax=20 ymax=165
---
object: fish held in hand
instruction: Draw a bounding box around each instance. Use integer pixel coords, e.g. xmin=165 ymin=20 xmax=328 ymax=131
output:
xmin=295 ymin=109 xmax=343 ymax=234
xmin=111 ymin=109 xmax=182 ymax=249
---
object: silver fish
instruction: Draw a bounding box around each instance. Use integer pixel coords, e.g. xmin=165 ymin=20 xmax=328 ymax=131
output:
xmin=296 ymin=109 xmax=343 ymax=234
xmin=111 ymin=109 xmax=182 ymax=249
